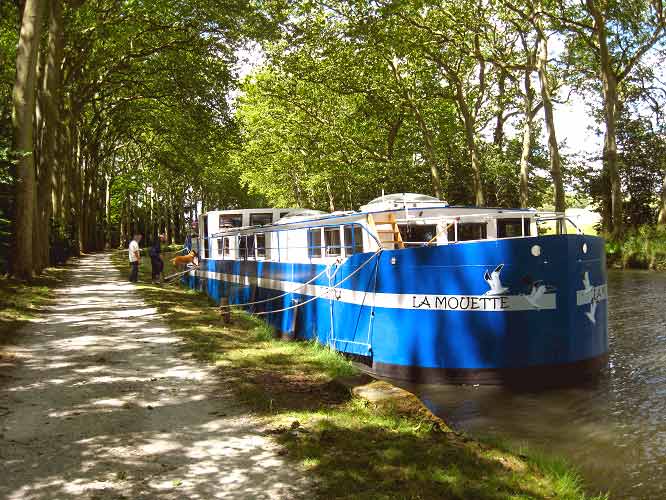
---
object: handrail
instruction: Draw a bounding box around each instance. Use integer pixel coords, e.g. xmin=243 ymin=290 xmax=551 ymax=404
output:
xmin=535 ymin=214 xmax=583 ymax=235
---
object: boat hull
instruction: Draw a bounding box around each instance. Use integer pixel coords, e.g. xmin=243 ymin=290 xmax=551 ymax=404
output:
xmin=185 ymin=234 xmax=609 ymax=386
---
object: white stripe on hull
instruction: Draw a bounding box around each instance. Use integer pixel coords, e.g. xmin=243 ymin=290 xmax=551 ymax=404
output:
xmin=190 ymin=270 xmax=557 ymax=312
xmin=576 ymin=284 xmax=608 ymax=306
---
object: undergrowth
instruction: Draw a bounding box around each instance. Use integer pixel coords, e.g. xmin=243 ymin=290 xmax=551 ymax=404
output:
xmin=0 ymin=266 xmax=67 ymax=345
xmin=605 ymin=225 xmax=666 ymax=270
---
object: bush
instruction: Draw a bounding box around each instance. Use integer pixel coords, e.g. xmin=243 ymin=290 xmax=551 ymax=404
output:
xmin=611 ymin=225 xmax=666 ymax=270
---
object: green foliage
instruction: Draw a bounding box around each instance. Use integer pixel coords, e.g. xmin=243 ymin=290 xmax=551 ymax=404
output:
xmin=611 ymin=225 xmax=666 ymax=270
xmin=1 ymin=0 xmax=666 ymax=270
xmin=231 ymin=1 xmax=562 ymax=210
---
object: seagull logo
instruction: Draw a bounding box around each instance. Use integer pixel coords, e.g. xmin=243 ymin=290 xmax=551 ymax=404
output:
xmin=582 ymin=271 xmax=597 ymax=324
xmin=525 ymin=281 xmax=548 ymax=309
xmin=483 ymin=264 xmax=509 ymax=296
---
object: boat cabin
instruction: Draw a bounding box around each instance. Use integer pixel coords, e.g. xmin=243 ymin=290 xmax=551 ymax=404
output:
xmin=197 ymin=194 xmax=539 ymax=263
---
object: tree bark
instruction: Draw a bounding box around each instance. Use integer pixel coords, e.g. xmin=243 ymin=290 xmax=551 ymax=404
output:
xmin=38 ymin=0 xmax=64 ymax=268
xmin=659 ymin=174 xmax=666 ymax=225
xmin=406 ymin=102 xmax=442 ymax=199
xmin=454 ymin=81 xmax=485 ymax=206
xmin=535 ymin=25 xmax=565 ymax=214
xmin=494 ymin=69 xmax=507 ymax=149
xmin=587 ymin=1 xmax=623 ymax=237
xmin=325 ymin=180 xmax=335 ymax=212
xmin=34 ymin=45 xmax=47 ymax=273
xmin=388 ymin=59 xmax=443 ymax=199
xmin=520 ymin=66 xmax=533 ymax=209
xmin=105 ymin=173 xmax=111 ymax=248
xmin=11 ymin=0 xmax=45 ymax=279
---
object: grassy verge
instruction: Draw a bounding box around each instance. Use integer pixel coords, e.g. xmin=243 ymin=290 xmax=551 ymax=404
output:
xmin=0 ymin=266 xmax=67 ymax=349
xmin=111 ymin=250 xmax=607 ymax=500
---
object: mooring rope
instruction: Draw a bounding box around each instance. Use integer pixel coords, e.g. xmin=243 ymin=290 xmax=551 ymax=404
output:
xmin=217 ymin=257 xmax=344 ymax=310
xmin=251 ymin=249 xmax=383 ymax=316
xmin=154 ymin=246 xmax=189 ymax=258
xmin=163 ymin=265 xmax=199 ymax=282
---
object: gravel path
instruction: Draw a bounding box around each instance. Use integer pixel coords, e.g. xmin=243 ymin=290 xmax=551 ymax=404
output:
xmin=0 ymin=254 xmax=309 ymax=500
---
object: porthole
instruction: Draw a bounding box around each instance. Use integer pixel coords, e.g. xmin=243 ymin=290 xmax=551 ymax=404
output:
xmin=531 ymin=245 xmax=541 ymax=257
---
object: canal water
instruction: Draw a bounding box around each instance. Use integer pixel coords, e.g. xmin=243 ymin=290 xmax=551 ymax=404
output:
xmin=406 ymin=270 xmax=666 ymax=499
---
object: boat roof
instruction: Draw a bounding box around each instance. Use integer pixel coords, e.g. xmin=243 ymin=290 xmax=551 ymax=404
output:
xmin=207 ymin=194 xmax=538 ymax=237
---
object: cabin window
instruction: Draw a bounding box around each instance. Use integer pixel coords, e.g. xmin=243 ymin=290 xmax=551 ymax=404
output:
xmin=256 ymin=233 xmax=266 ymax=258
xmin=247 ymin=235 xmax=256 ymax=259
xmin=343 ymin=225 xmax=364 ymax=255
xmin=308 ymin=228 xmax=322 ymax=258
xmin=497 ymin=218 xmax=530 ymax=238
xmin=399 ymin=224 xmax=437 ymax=246
xmin=223 ymin=237 xmax=231 ymax=256
xmin=238 ymin=235 xmax=247 ymax=260
xmin=217 ymin=238 xmax=224 ymax=256
xmin=325 ymin=226 xmax=342 ymax=256
xmin=449 ymin=222 xmax=487 ymax=242
xmin=250 ymin=213 xmax=272 ymax=226
xmin=219 ymin=214 xmax=242 ymax=228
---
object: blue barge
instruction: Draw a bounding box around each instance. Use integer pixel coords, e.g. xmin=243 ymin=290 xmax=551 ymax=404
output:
xmin=185 ymin=194 xmax=608 ymax=385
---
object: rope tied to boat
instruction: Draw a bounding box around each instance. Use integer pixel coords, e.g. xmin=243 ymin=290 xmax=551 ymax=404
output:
xmin=217 ymin=256 xmax=345 ymax=310
xmin=163 ymin=263 xmax=200 ymax=283
xmin=251 ymin=249 xmax=383 ymax=316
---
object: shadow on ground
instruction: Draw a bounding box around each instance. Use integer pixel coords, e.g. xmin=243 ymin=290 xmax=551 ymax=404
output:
xmin=0 ymin=254 xmax=309 ymax=500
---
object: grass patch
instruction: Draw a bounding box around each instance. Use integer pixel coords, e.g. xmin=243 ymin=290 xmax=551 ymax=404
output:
xmin=0 ymin=266 xmax=67 ymax=348
xmin=110 ymin=250 xmax=607 ymax=500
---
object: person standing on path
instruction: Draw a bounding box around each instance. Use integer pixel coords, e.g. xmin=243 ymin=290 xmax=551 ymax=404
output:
xmin=128 ymin=233 xmax=142 ymax=282
xmin=149 ymin=233 xmax=166 ymax=284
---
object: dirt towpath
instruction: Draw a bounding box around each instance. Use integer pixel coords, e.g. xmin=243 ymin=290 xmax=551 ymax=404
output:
xmin=0 ymin=254 xmax=310 ymax=499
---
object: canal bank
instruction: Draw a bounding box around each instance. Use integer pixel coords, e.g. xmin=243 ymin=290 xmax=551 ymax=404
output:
xmin=111 ymin=251 xmax=606 ymax=499
xmin=410 ymin=269 xmax=665 ymax=500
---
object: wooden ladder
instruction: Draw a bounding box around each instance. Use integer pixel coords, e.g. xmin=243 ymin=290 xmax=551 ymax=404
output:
xmin=368 ymin=213 xmax=404 ymax=250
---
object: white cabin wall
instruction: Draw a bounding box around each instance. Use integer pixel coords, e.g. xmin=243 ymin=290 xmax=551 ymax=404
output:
xmin=208 ymin=211 xmax=220 ymax=259
xmin=487 ymin=219 xmax=498 ymax=239
xmin=287 ymin=230 xmax=308 ymax=263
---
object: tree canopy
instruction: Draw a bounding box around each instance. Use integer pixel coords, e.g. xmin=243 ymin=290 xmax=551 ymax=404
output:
xmin=1 ymin=0 xmax=666 ymax=276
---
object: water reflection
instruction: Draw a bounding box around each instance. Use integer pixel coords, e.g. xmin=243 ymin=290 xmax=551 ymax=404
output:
xmin=406 ymin=270 xmax=666 ymax=499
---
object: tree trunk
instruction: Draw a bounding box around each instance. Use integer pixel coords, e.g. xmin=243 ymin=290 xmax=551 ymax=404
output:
xmin=33 ymin=46 xmax=47 ymax=274
xmin=174 ymin=193 xmax=183 ymax=243
xmin=388 ymin=61 xmax=443 ymax=199
xmin=411 ymin=105 xmax=442 ymax=199
xmin=120 ymin=197 xmax=128 ymax=247
xmin=71 ymin=124 xmax=83 ymax=255
xmin=38 ymin=0 xmax=64 ymax=268
xmin=105 ymin=174 xmax=111 ymax=248
xmin=536 ymin=28 xmax=565 ymax=214
xmin=520 ymin=66 xmax=533 ymax=209
xmin=494 ymin=69 xmax=507 ymax=149
xmin=11 ymin=0 xmax=45 ymax=279
xmin=586 ymin=0 xmax=623 ymax=238
xmin=658 ymin=174 xmax=666 ymax=225
xmin=325 ymin=180 xmax=335 ymax=212
xmin=454 ymin=82 xmax=485 ymax=206
xmin=600 ymin=53 xmax=622 ymax=237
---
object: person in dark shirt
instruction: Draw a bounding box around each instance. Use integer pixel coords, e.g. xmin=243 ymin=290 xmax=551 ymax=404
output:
xmin=149 ymin=233 xmax=166 ymax=284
